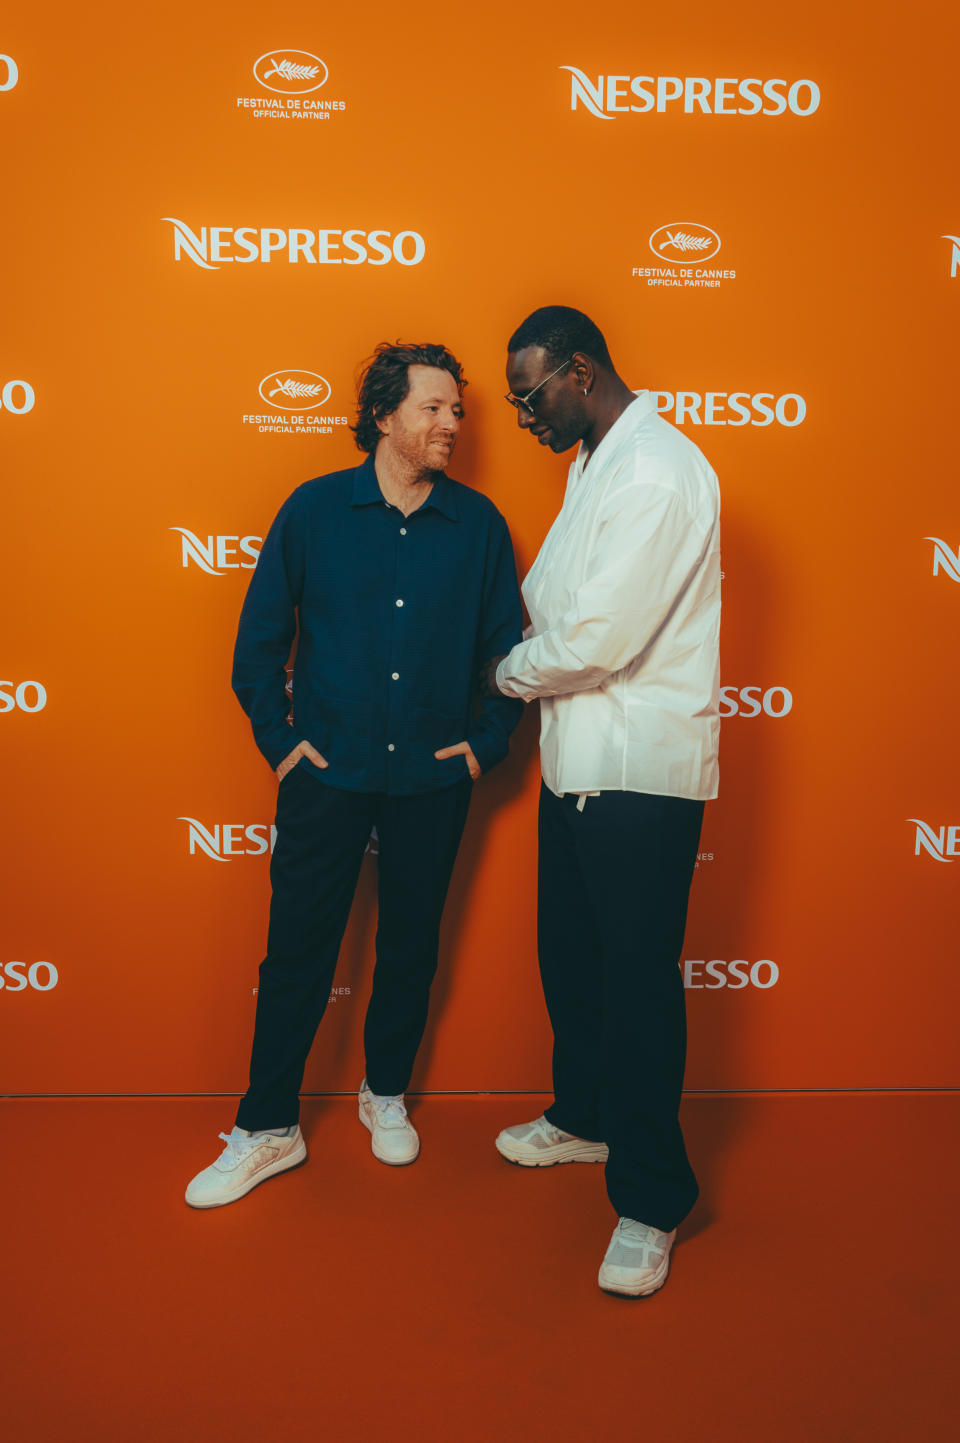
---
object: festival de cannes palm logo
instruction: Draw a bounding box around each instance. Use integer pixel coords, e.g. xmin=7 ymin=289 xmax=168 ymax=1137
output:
xmin=649 ymin=223 xmax=721 ymax=263
xmin=253 ymin=50 xmax=329 ymax=95
xmin=258 ymin=370 xmax=332 ymax=411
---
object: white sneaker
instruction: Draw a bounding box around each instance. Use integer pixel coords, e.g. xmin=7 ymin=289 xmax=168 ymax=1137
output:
xmin=495 ymin=1114 xmax=609 ymax=1167
xmin=358 ymin=1079 xmax=420 ymax=1166
xmin=184 ymin=1125 xmax=306 ymax=1209
xmin=598 ymin=1218 xmax=676 ymax=1297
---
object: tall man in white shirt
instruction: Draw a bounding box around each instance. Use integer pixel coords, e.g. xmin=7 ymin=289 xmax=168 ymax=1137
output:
xmin=485 ymin=306 xmax=720 ymax=1298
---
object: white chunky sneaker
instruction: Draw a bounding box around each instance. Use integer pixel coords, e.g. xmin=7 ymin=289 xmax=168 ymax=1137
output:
xmin=495 ymin=1115 xmax=609 ymax=1167
xmin=598 ymin=1218 xmax=676 ymax=1297
xmin=358 ymin=1079 xmax=420 ymax=1166
xmin=184 ymin=1125 xmax=306 ymax=1209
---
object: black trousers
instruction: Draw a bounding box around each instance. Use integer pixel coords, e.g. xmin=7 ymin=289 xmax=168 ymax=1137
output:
xmin=538 ymin=784 xmax=704 ymax=1232
xmin=235 ymin=766 xmax=472 ymax=1132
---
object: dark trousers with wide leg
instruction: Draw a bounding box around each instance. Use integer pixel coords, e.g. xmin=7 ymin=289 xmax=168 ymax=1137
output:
xmin=236 ymin=766 xmax=472 ymax=1132
xmin=538 ymin=784 xmax=704 ymax=1233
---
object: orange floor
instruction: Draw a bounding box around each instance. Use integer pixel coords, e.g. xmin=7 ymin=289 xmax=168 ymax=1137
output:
xmin=4 ymin=1093 xmax=954 ymax=1442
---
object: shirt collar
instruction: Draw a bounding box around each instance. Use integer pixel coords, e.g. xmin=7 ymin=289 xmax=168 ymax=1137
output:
xmin=350 ymin=452 xmax=459 ymax=521
xmin=574 ymin=390 xmax=657 ymax=480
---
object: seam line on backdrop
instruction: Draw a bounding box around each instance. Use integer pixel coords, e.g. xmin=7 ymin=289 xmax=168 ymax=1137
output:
xmin=2 ymin=1088 xmax=958 ymax=1100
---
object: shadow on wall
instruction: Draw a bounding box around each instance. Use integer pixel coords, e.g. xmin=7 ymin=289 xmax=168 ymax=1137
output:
xmin=409 ymin=703 xmax=542 ymax=1090
xmin=294 ymin=702 xmax=542 ymax=1101
xmin=680 ymin=494 xmax=782 ymax=1201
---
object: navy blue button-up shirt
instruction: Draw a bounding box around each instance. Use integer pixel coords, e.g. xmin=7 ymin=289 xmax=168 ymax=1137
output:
xmin=233 ymin=454 xmax=524 ymax=794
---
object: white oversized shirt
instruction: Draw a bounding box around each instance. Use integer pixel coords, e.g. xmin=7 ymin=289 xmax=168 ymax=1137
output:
xmin=496 ymin=390 xmax=721 ymax=801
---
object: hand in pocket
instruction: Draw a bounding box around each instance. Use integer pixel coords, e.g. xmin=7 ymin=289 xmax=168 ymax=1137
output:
xmin=276 ymin=740 xmax=328 ymax=781
xmin=434 ymin=741 xmax=481 ymax=780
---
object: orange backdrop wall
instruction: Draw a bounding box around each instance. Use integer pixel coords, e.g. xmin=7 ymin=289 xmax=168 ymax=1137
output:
xmin=2 ymin=0 xmax=957 ymax=1095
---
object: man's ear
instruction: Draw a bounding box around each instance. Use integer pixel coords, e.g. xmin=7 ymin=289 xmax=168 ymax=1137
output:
xmin=375 ymin=410 xmax=391 ymax=437
xmin=571 ymin=353 xmax=595 ymax=392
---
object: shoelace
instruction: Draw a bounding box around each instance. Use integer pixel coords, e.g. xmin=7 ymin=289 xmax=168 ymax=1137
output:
xmin=371 ymin=1097 xmax=408 ymax=1128
xmin=613 ymin=1221 xmax=663 ymax=1256
xmin=532 ymin=1117 xmax=569 ymax=1145
xmin=217 ymin=1129 xmax=271 ymax=1161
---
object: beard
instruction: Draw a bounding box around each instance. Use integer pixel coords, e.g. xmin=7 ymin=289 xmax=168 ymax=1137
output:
xmin=388 ymin=428 xmax=456 ymax=476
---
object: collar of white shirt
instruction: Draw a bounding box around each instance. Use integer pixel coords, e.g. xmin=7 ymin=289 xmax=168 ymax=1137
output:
xmin=573 ymin=390 xmax=656 ymax=481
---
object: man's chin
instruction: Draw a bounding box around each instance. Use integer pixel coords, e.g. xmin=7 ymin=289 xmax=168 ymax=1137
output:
xmin=547 ymin=432 xmax=577 ymax=453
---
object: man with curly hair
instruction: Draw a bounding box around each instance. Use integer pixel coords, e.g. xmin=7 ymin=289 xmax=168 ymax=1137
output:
xmin=186 ymin=343 xmax=523 ymax=1208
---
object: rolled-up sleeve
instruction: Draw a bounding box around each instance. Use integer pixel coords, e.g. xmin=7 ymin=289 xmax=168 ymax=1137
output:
xmin=497 ymin=482 xmax=709 ymax=702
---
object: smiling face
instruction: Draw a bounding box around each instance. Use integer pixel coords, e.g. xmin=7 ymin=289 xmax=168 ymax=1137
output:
xmin=506 ymin=346 xmax=587 ymax=453
xmin=377 ymin=364 xmax=464 ymax=473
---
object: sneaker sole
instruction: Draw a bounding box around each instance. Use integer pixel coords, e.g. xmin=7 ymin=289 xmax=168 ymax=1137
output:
xmin=598 ymin=1253 xmax=671 ymax=1298
xmin=358 ymin=1104 xmax=420 ymax=1166
xmin=495 ymin=1135 xmax=609 ymax=1168
xmin=184 ymin=1138 xmax=308 ymax=1210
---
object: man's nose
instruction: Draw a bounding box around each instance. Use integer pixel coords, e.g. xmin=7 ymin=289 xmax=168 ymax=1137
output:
xmin=517 ymin=405 xmax=535 ymax=430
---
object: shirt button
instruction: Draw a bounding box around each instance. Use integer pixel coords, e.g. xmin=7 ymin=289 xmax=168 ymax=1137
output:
xmin=387 ymin=743 xmax=395 ymax=752
xmin=395 ymin=598 xmax=404 ymax=607
xmin=399 ymin=527 xmax=407 ymax=536
xmin=391 ymin=672 xmax=400 ymax=680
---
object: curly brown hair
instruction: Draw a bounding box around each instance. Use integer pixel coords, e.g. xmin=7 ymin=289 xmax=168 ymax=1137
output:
xmin=352 ymin=341 xmax=467 ymax=453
